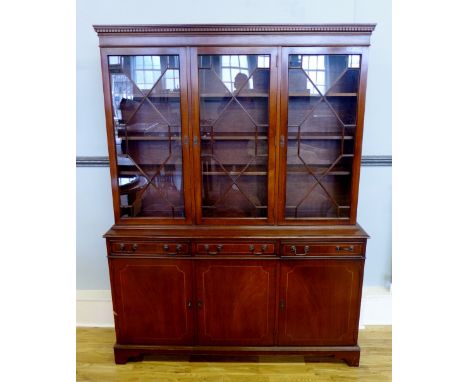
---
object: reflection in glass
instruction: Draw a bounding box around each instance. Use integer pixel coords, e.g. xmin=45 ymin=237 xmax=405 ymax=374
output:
xmin=285 ymin=55 xmax=361 ymax=219
xmin=108 ymin=55 xmax=184 ymax=218
xmin=198 ymin=55 xmax=270 ymax=218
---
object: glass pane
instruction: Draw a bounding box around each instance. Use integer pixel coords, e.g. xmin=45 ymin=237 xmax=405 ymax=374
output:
xmin=198 ymin=54 xmax=270 ymax=218
xmin=109 ymin=55 xmax=184 ymax=218
xmin=286 ymin=54 xmax=360 ymax=219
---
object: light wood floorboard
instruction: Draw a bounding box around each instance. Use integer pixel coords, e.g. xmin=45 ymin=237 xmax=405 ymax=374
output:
xmin=77 ymin=326 xmax=391 ymax=381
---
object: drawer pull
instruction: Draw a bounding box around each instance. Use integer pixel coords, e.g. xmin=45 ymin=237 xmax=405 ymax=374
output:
xmin=131 ymin=244 xmax=138 ymax=252
xmin=249 ymin=244 xmax=268 ymax=256
xmin=204 ymin=244 xmax=223 ymax=255
xmin=290 ymin=245 xmax=309 ymax=256
xmin=163 ymin=244 xmax=183 ymax=256
xmin=335 ymin=245 xmax=354 ymax=252
xmin=119 ymin=243 xmax=125 ymax=251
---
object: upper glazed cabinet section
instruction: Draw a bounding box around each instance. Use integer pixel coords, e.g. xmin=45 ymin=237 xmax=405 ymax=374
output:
xmin=95 ymin=25 xmax=374 ymax=225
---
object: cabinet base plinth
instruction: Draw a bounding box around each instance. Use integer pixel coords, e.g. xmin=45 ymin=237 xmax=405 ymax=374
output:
xmin=114 ymin=344 xmax=360 ymax=366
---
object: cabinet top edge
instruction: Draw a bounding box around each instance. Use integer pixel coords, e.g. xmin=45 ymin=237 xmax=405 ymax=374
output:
xmin=93 ymin=24 xmax=377 ymax=36
xmin=103 ymin=224 xmax=370 ymax=239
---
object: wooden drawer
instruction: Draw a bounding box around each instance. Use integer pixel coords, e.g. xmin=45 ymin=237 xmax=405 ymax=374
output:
xmin=195 ymin=242 xmax=276 ymax=256
xmin=281 ymin=242 xmax=364 ymax=257
xmin=110 ymin=241 xmax=190 ymax=256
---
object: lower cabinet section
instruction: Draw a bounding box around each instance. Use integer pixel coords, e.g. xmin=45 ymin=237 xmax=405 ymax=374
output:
xmin=108 ymin=242 xmax=365 ymax=366
xmin=278 ymin=259 xmax=363 ymax=346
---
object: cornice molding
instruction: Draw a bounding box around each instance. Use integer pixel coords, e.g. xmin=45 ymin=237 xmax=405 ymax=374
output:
xmin=76 ymin=155 xmax=391 ymax=168
xmin=93 ymin=24 xmax=376 ymax=35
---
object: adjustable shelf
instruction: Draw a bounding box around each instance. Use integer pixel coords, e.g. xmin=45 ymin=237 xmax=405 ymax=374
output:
xmin=289 ymin=92 xmax=357 ymax=97
xmin=200 ymin=93 xmax=269 ymax=98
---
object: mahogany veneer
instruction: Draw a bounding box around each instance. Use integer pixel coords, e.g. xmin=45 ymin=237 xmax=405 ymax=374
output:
xmin=95 ymin=24 xmax=375 ymax=367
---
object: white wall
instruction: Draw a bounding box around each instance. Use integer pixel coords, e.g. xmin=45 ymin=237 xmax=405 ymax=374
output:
xmin=76 ymin=0 xmax=392 ymax=289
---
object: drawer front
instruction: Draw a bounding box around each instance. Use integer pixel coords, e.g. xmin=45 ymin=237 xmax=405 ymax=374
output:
xmin=195 ymin=242 xmax=276 ymax=256
xmin=281 ymin=242 xmax=364 ymax=257
xmin=110 ymin=241 xmax=190 ymax=256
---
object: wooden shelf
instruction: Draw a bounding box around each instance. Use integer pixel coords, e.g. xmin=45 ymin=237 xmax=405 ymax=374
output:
xmin=118 ymin=135 xmax=181 ymax=141
xmin=200 ymin=123 xmax=269 ymax=128
xmin=201 ymin=134 xmax=268 ymax=141
xmin=203 ymin=171 xmax=267 ymax=176
xmin=200 ymin=93 xmax=269 ymax=98
xmin=287 ymin=132 xmax=354 ymax=140
xmin=287 ymin=164 xmax=352 ymax=176
xmin=118 ymin=170 xmax=183 ymax=177
xmin=289 ymin=92 xmax=357 ymax=98
xmin=285 ymin=205 xmax=351 ymax=210
xmin=203 ymin=205 xmax=268 ymax=209
xmin=132 ymin=94 xmax=181 ymax=99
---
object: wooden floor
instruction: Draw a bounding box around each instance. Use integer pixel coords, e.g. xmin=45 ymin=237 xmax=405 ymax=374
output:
xmin=77 ymin=326 xmax=391 ymax=381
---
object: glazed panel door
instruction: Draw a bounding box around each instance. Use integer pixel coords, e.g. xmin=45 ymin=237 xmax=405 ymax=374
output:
xmin=101 ymin=47 xmax=193 ymax=224
xmin=190 ymin=47 xmax=279 ymax=225
xmin=278 ymin=259 xmax=363 ymax=346
xmin=278 ymin=47 xmax=368 ymax=224
xmin=195 ymin=260 xmax=277 ymax=345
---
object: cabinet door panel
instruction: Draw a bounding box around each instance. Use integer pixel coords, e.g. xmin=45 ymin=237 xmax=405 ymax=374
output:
xmin=278 ymin=259 xmax=363 ymax=345
xmin=103 ymin=48 xmax=193 ymax=223
xmin=109 ymin=258 xmax=194 ymax=344
xmin=191 ymin=47 xmax=278 ymax=224
xmin=195 ymin=260 xmax=276 ymax=345
xmin=278 ymin=47 xmax=368 ymax=224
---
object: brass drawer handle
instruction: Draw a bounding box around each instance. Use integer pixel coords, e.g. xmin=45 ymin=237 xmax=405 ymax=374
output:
xmin=131 ymin=244 xmax=138 ymax=252
xmin=336 ymin=245 xmax=354 ymax=252
xmin=163 ymin=244 xmax=183 ymax=256
xmin=249 ymin=244 xmax=268 ymax=255
xmin=119 ymin=243 xmax=125 ymax=251
xmin=204 ymin=244 xmax=223 ymax=255
xmin=290 ymin=245 xmax=309 ymax=256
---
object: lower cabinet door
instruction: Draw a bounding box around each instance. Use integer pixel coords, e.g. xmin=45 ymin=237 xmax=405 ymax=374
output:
xmin=109 ymin=258 xmax=194 ymax=345
xmin=195 ymin=260 xmax=276 ymax=345
xmin=278 ymin=259 xmax=363 ymax=346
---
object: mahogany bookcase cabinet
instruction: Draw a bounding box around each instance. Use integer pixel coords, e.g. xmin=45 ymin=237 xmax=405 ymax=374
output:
xmin=94 ymin=24 xmax=375 ymax=366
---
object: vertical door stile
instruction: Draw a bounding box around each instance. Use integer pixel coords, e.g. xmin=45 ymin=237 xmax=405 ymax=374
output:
xmin=180 ymin=47 xmax=193 ymax=223
xmin=189 ymin=47 xmax=203 ymax=224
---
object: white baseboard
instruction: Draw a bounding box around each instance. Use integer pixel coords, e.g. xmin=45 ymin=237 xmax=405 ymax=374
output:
xmin=358 ymin=286 xmax=392 ymax=327
xmin=76 ymin=290 xmax=114 ymax=327
xmin=76 ymin=287 xmax=392 ymax=328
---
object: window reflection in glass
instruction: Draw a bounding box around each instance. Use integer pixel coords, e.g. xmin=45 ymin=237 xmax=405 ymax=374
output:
xmin=302 ymin=55 xmax=325 ymax=95
xmin=213 ymin=55 xmax=270 ymax=92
